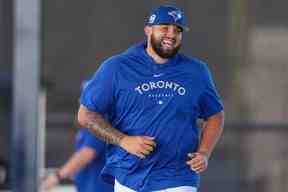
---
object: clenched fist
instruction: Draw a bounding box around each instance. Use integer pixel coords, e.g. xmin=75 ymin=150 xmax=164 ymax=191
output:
xmin=119 ymin=136 xmax=156 ymax=159
xmin=186 ymin=152 xmax=209 ymax=173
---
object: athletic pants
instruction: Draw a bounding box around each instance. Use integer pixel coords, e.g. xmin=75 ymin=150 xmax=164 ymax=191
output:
xmin=114 ymin=179 xmax=197 ymax=192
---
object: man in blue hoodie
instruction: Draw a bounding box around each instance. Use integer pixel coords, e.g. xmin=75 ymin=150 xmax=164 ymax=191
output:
xmin=41 ymin=129 xmax=113 ymax=192
xmin=41 ymin=81 xmax=113 ymax=192
xmin=78 ymin=5 xmax=224 ymax=192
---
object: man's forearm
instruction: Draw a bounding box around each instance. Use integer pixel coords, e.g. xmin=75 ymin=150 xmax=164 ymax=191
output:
xmin=58 ymin=148 xmax=95 ymax=179
xmin=198 ymin=111 xmax=224 ymax=158
xmin=78 ymin=105 xmax=125 ymax=145
xmin=86 ymin=114 xmax=125 ymax=145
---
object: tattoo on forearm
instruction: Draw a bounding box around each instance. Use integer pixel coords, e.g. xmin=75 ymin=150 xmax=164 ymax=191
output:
xmin=86 ymin=113 xmax=125 ymax=145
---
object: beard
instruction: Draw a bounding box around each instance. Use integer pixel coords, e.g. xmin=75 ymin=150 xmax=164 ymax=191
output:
xmin=150 ymin=34 xmax=181 ymax=59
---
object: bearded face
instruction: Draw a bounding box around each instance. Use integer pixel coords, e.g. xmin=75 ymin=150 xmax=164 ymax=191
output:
xmin=149 ymin=25 xmax=182 ymax=58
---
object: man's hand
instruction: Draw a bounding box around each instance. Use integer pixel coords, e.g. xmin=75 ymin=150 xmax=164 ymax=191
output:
xmin=119 ymin=136 xmax=156 ymax=159
xmin=186 ymin=152 xmax=209 ymax=174
xmin=40 ymin=174 xmax=59 ymax=191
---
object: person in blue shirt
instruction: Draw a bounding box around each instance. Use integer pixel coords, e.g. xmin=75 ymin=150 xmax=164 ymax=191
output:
xmin=41 ymin=128 xmax=113 ymax=192
xmin=78 ymin=5 xmax=224 ymax=192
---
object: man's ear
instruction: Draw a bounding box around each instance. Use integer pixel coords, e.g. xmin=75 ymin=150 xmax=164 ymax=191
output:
xmin=144 ymin=26 xmax=152 ymax=36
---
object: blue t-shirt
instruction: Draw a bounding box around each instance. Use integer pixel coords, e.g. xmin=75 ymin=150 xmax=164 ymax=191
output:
xmin=73 ymin=128 xmax=113 ymax=192
xmin=80 ymin=42 xmax=224 ymax=192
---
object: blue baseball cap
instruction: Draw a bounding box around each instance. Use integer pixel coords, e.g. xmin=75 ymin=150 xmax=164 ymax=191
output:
xmin=146 ymin=5 xmax=189 ymax=32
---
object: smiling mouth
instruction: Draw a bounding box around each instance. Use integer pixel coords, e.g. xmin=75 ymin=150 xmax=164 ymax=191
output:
xmin=161 ymin=39 xmax=174 ymax=49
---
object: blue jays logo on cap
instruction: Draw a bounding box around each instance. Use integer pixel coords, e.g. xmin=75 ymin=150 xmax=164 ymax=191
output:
xmin=168 ymin=10 xmax=182 ymax=22
xmin=146 ymin=5 xmax=189 ymax=31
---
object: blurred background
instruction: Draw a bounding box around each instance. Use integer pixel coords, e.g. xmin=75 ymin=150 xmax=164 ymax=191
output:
xmin=1 ymin=0 xmax=288 ymax=191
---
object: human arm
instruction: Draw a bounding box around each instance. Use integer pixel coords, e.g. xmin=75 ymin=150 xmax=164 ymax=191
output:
xmin=77 ymin=105 xmax=156 ymax=159
xmin=186 ymin=111 xmax=224 ymax=173
xmin=40 ymin=147 xmax=96 ymax=191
